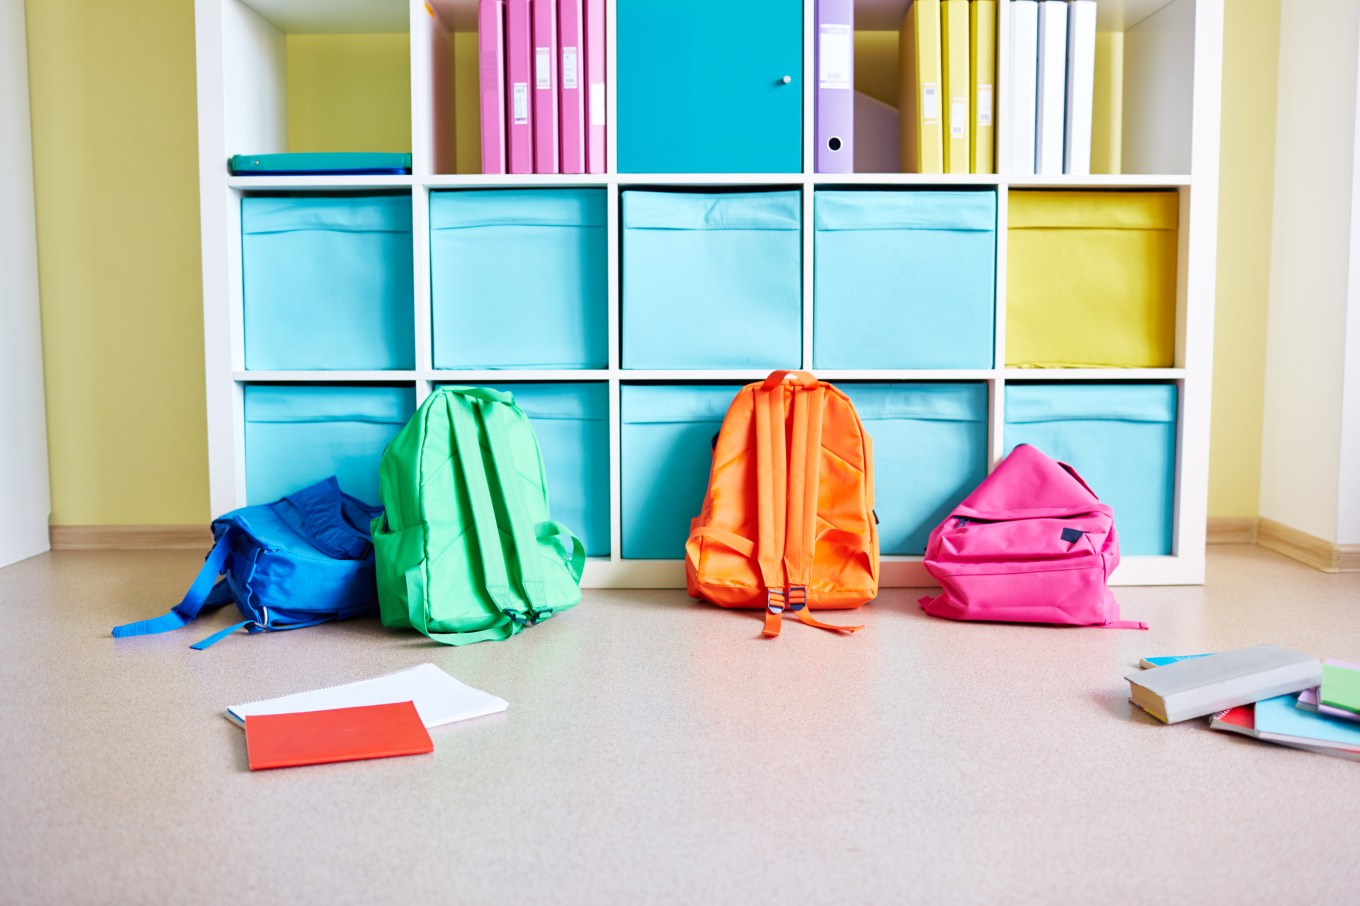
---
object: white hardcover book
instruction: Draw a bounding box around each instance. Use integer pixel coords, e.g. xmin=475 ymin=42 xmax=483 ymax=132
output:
xmin=226 ymin=663 xmax=509 ymax=729
xmin=1064 ymin=0 xmax=1097 ymax=175
xmin=1009 ymin=1 xmax=1039 ymax=175
xmin=1125 ymin=644 xmax=1323 ymax=724
xmin=1034 ymin=0 xmax=1068 ymax=176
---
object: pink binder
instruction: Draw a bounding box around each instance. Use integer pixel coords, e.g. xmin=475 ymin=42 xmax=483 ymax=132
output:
xmin=557 ymin=0 xmax=585 ymax=174
xmin=815 ymin=0 xmax=854 ymax=173
xmin=478 ymin=0 xmax=507 ymax=174
xmin=583 ymin=0 xmax=605 ymax=173
xmin=531 ymin=0 xmax=559 ymax=174
xmin=505 ymin=0 xmax=533 ymax=174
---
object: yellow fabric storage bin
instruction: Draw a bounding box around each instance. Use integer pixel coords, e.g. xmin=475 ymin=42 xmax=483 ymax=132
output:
xmin=1007 ymin=191 xmax=1178 ymax=368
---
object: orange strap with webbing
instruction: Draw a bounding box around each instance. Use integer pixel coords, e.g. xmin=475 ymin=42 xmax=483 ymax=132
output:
xmin=758 ymin=372 xmax=864 ymax=638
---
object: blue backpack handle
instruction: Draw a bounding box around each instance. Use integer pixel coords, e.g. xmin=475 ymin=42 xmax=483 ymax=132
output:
xmin=281 ymin=476 xmax=373 ymax=560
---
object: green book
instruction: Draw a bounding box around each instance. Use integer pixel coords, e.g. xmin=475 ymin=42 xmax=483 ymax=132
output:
xmin=1320 ymin=661 xmax=1360 ymax=714
xmin=228 ymin=152 xmax=412 ymax=175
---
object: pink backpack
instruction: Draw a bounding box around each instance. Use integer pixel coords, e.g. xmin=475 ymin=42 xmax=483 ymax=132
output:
xmin=918 ymin=444 xmax=1146 ymax=630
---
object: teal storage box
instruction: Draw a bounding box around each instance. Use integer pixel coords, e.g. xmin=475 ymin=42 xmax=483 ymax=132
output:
xmin=842 ymin=383 xmax=989 ymax=555
xmin=477 ymin=382 xmax=610 ymax=557
xmin=244 ymin=384 xmax=415 ymax=506
xmin=622 ymin=191 xmax=802 ymax=369
xmin=242 ymin=195 xmax=414 ymax=370
xmin=430 ymin=189 xmax=607 ymax=369
xmin=1004 ymin=383 xmax=1178 ymax=555
xmin=621 ymin=384 xmax=743 ymax=559
xmin=814 ymin=191 xmax=996 ymax=369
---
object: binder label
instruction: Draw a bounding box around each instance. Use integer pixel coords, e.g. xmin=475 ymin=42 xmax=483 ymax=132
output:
xmin=536 ymin=48 xmax=552 ymax=90
xmin=818 ymin=24 xmax=851 ymax=90
xmin=590 ymin=82 xmax=605 ymax=127
xmin=978 ymin=85 xmax=993 ymax=127
xmin=562 ymin=47 xmax=578 ymax=90
xmin=922 ymin=83 xmax=940 ymax=124
xmin=513 ymin=82 xmax=529 ymax=125
xmin=950 ymin=98 xmax=967 ymax=138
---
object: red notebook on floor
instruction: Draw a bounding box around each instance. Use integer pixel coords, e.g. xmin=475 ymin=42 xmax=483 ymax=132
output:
xmin=245 ymin=700 xmax=433 ymax=771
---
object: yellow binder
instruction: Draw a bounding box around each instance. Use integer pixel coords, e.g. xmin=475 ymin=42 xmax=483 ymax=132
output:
xmin=941 ymin=0 xmax=970 ymax=174
xmin=970 ymin=0 xmax=996 ymax=174
xmin=899 ymin=0 xmax=943 ymax=174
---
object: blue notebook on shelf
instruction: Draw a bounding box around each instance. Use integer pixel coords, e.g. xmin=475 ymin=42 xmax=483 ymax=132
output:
xmin=229 ymin=152 xmax=412 ymax=176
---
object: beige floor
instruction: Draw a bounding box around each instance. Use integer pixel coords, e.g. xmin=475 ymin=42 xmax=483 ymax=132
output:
xmin=0 ymin=544 xmax=1358 ymax=904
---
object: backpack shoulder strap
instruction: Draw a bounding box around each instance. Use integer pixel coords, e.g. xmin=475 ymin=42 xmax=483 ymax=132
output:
xmin=111 ymin=530 xmax=235 ymax=639
xmin=475 ymin=396 xmax=552 ymax=616
xmin=784 ymin=385 xmax=863 ymax=636
xmin=753 ymin=384 xmax=789 ymax=637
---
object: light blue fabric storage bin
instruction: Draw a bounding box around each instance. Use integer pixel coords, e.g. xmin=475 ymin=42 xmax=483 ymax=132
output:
xmin=476 ymin=382 xmax=610 ymax=557
xmin=814 ymin=191 xmax=996 ymax=369
xmin=244 ymin=384 xmax=415 ymax=507
xmin=841 ymin=383 xmax=989 ymax=555
xmin=242 ymin=195 xmax=414 ymax=370
xmin=1004 ymin=383 xmax=1178 ymax=555
xmin=430 ymin=190 xmax=607 ymax=369
xmin=621 ymin=384 xmax=744 ymax=559
xmin=622 ymin=191 xmax=802 ymax=369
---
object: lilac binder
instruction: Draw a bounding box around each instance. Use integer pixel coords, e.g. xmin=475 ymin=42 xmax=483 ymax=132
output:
xmin=478 ymin=0 xmax=507 ymax=174
xmin=532 ymin=0 xmax=559 ymax=174
xmin=815 ymin=0 xmax=854 ymax=173
xmin=558 ymin=0 xmax=585 ymax=174
xmin=505 ymin=0 xmax=533 ymax=174
xmin=583 ymin=0 xmax=606 ymax=173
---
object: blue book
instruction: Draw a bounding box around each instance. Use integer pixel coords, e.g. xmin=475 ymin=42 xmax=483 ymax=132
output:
xmin=1254 ymin=693 xmax=1360 ymax=748
xmin=229 ymin=152 xmax=412 ymax=176
xmin=1138 ymin=653 xmax=1213 ymax=669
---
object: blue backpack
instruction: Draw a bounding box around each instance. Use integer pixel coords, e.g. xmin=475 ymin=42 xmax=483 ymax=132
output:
xmin=112 ymin=477 xmax=383 ymax=649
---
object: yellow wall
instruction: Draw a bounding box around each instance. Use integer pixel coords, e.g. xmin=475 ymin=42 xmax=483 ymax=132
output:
xmin=285 ymin=34 xmax=411 ymax=153
xmin=23 ymin=1 xmax=1281 ymax=525
xmin=1209 ymin=0 xmax=1281 ymax=518
xmin=26 ymin=0 xmax=208 ymax=525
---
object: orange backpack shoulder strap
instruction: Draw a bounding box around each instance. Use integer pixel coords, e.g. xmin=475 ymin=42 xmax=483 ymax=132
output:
xmin=781 ymin=382 xmax=864 ymax=637
xmin=753 ymin=382 xmax=788 ymax=636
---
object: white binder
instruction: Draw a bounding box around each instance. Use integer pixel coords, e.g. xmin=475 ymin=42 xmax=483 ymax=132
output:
xmin=1035 ymin=0 xmax=1068 ymax=176
xmin=1064 ymin=0 xmax=1098 ymax=175
xmin=1008 ymin=1 xmax=1039 ymax=175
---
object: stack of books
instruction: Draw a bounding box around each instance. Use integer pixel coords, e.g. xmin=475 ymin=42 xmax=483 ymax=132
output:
xmin=1126 ymin=646 xmax=1360 ymax=761
xmin=1008 ymin=0 xmax=1098 ymax=176
xmin=478 ymin=0 xmax=607 ymax=175
xmin=897 ymin=0 xmax=997 ymax=175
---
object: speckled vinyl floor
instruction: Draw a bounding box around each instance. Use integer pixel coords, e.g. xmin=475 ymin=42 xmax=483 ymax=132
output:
xmin=1 ymin=544 xmax=1357 ymax=904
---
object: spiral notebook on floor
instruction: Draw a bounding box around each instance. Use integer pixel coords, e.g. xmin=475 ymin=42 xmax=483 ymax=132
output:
xmin=245 ymin=701 xmax=434 ymax=771
xmin=226 ymin=663 xmax=508 ymax=729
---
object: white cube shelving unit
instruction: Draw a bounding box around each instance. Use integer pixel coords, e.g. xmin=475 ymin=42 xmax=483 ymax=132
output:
xmin=194 ymin=0 xmax=1222 ymax=587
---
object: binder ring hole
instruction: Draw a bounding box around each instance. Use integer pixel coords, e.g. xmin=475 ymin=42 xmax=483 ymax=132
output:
xmin=828 ymin=136 xmax=842 ymax=152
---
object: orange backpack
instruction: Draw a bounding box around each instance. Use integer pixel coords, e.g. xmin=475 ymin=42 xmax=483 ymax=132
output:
xmin=685 ymin=370 xmax=879 ymax=637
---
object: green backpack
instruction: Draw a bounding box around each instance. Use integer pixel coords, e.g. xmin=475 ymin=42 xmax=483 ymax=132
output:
xmin=372 ymin=386 xmax=585 ymax=645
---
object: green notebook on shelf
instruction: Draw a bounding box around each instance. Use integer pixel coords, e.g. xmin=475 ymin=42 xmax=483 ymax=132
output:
xmin=228 ymin=152 xmax=412 ymax=176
